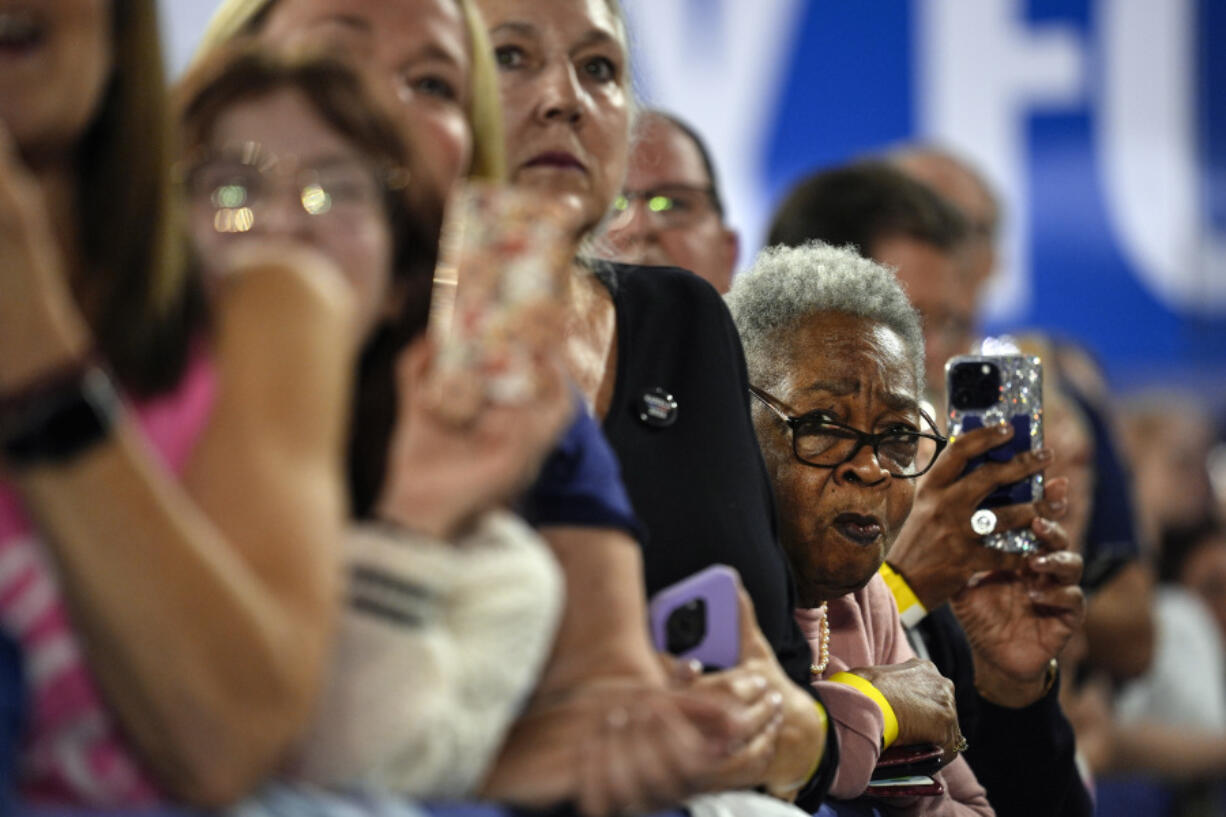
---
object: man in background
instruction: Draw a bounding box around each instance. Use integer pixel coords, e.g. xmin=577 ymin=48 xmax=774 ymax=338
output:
xmin=600 ymin=111 xmax=739 ymax=294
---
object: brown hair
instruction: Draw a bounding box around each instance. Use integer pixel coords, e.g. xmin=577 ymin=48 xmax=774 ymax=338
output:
xmin=177 ymin=46 xmax=443 ymax=517
xmin=78 ymin=0 xmax=202 ymax=396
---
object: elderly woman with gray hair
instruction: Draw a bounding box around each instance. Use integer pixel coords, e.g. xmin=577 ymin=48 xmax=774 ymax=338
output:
xmin=727 ymin=242 xmax=1086 ymax=815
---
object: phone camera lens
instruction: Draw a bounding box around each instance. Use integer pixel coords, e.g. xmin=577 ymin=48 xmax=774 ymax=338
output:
xmin=665 ymin=598 xmax=708 ymax=654
xmin=949 ymin=362 xmax=1002 ymax=410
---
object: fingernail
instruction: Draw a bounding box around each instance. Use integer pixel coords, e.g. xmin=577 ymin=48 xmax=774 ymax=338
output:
xmin=1036 ymin=448 xmax=1053 ymax=461
xmin=685 ymin=659 xmax=703 ymax=676
xmin=753 ymin=675 xmax=768 ymax=690
xmin=1034 ymin=518 xmax=1054 ymax=534
xmin=1049 ymin=498 xmax=1067 ymax=513
xmin=1033 ymin=554 xmax=1052 ymax=567
xmin=998 ymin=424 xmax=1012 ymax=436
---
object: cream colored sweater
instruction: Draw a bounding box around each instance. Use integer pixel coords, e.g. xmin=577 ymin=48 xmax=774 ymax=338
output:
xmin=289 ymin=511 xmax=563 ymax=798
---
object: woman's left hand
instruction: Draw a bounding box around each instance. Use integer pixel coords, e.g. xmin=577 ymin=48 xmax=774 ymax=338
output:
xmin=952 ymin=515 xmax=1086 ymax=708
xmin=680 ymin=586 xmax=826 ymax=799
xmin=377 ymin=337 xmax=573 ymax=540
xmin=0 ymin=122 xmax=89 ymax=391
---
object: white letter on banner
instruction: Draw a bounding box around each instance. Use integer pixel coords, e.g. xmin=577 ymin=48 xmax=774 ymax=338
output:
xmin=620 ymin=0 xmax=806 ymax=254
xmin=915 ymin=0 xmax=1085 ymax=323
xmin=1097 ymin=0 xmax=1226 ymax=313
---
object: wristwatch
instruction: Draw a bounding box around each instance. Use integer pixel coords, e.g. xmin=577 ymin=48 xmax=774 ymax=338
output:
xmin=0 ymin=365 xmax=121 ymax=467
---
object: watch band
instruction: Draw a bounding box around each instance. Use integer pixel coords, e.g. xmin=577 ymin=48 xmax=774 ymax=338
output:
xmin=0 ymin=366 xmax=121 ymax=467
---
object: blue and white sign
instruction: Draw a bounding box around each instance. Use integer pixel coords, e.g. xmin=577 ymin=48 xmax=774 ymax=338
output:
xmin=160 ymin=0 xmax=1225 ymax=400
xmin=623 ymin=0 xmax=1225 ymax=399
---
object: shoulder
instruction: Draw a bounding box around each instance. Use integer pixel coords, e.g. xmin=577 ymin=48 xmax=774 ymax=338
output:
xmin=587 ymin=258 xmax=725 ymax=310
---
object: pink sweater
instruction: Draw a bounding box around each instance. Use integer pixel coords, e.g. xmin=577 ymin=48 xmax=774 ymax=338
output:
xmin=798 ymin=573 xmax=993 ymax=815
xmin=0 ymin=354 xmax=216 ymax=806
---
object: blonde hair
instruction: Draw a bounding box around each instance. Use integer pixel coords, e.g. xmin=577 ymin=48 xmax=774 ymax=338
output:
xmin=196 ymin=0 xmax=504 ymax=181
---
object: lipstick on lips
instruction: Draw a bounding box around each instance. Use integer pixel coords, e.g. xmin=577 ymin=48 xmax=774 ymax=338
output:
xmin=832 ymin=512 xmax=883 ymax=547
xmin=522 ymin=151 xmax=586 ymax=172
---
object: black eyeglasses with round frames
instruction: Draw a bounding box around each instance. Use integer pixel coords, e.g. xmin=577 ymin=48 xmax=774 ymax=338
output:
xmin=748 ymin=385 xmax=947 ymax=478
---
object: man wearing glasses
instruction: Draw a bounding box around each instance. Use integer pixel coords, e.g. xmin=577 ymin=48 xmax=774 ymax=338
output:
xmin=599 ymin=110 xmax=739 ymax=294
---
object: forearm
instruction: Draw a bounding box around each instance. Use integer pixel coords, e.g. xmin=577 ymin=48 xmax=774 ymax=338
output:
xmin=21 ymin=430 xmax=343 ymax=805
xmin=1083 ymin=563 xmax=1155 ymax=682
xmin=533 ymin=526 xmax=667 ymax=692
xmin=810 ymin=680 xmax=883 ymax=799
xmin=482 ymin=526 xmax=664 ymax=805
xmin=1109 ymin=724 xmax=1226 ymax=781
xmin=13 ymin=266 xmax=353 ymax=805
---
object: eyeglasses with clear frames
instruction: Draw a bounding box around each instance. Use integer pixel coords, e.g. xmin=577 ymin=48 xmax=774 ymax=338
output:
xmin=748 ymin=385 xmax=947 ymax=478
xmin=608 ymin=184 xmax=720 ymax=230
xmin=179 ymin=141 xmax=408 ymax=234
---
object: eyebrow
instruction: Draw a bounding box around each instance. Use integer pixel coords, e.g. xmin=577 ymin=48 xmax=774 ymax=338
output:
xmin=490 ymin=22 xmax=621 ymax=55
xmin=315 ymin=14 xmax=373 ymax=36
xmin=801 ymin=380 xmax=919 ymax=414
xmin=570 ymin=28 xmax=620 ymax=55
xmin=395 ymin=41 xmax=465 ymax=74
xmin=491 ymin=21 xmax=538 ymax=39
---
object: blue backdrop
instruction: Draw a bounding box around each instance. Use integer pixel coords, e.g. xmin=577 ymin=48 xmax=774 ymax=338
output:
xmin=160 ymin=0 xmax=1225 ymax=404
xmin=621 ymin=0 xmax=1226 ymax=403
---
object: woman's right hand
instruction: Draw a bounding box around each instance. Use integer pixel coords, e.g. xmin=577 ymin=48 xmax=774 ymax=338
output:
xmin=376 ymin=337 xmax=573 ymax=540
xmin=847 ymin=658 xmax=963 ymax=766
xmin=886 ymin=422 xmax=1066 ymax=610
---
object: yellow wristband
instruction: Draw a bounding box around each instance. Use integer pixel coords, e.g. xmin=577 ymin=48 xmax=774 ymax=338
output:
xmin=805 ymin=700 xmax=829 ymax=783
xmin=830 ymin=671 xmax=900 ymax=749
xmin=879 ymin=562 xmax=927 ymax=627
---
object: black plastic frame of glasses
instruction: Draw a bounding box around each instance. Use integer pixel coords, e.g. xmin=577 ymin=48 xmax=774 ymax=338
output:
xmin=748 ymin=385 xmax=948 ymax=478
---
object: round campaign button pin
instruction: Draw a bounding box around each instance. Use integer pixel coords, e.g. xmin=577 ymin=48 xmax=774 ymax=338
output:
xmin=638 ymin=387 xmax=678 ymax=428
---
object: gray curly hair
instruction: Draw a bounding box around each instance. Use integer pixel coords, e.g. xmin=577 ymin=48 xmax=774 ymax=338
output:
xmin=725 ymin=241 xmax=925 ymax=391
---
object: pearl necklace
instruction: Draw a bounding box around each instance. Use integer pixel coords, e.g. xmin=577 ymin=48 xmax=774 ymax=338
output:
xmin=809 ymin=601 xmax=830 ymax=677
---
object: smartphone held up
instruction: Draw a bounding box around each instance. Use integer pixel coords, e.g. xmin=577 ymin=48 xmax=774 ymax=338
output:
xmin=426 ymin=183 xmax=572 ymax=421
xmin=945 ymin=353 xmax=1044 ymax=553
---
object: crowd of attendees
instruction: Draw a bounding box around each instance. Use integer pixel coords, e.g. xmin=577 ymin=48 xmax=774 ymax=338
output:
xmin=0 ymin=1 xmax=1223 ymax=816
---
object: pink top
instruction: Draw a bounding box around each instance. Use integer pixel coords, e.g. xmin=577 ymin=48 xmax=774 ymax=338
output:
xmin=798 ymin=573 xmax=993 ymax=815
xmin=0 ymin=353 xmax=216 ymax=807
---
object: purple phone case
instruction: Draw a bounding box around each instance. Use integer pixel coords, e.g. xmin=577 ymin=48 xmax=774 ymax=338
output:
xmin=648 ymin=565 xmax=740 ymax=669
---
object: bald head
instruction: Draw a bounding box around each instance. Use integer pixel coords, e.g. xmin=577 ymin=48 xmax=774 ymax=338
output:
xmin=888 ymin=146 xmax=999 ymax=291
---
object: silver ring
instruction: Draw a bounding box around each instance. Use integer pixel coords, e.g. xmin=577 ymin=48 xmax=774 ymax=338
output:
xmin=970 ymin=509 xmax=998 ymax=536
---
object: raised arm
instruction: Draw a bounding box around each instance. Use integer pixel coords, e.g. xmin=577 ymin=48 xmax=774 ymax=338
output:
xmin=5 ymin=250 xmax=355 ymax=805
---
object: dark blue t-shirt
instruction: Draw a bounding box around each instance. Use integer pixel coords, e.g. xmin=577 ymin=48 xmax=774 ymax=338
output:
xmin=520 ymin=397 xmax=643 ymax=543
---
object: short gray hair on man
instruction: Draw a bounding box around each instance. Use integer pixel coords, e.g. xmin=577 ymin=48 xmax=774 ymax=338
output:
xmin=725 ymin=241 xmax=925 ymax=391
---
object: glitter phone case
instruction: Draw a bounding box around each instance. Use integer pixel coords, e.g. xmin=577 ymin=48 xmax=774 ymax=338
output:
xmin=945 ymin=354 xmax=1044 ymax=553
xmin=428 ymin=182 xmax=571 ymax=409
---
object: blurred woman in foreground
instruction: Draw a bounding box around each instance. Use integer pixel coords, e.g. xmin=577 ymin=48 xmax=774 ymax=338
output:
xmin=0 ymin=0 xmax=351 ymax=805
